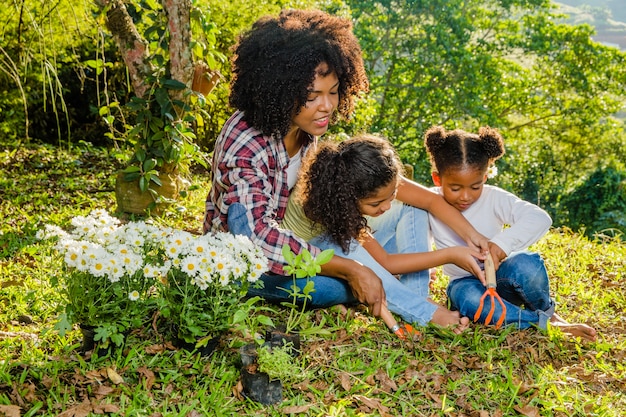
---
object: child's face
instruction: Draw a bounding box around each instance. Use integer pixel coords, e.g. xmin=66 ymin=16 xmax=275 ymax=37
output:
xmin=358 ymin=180 xmax=397 ymax=217
xmin=432 ymin=167 xmax=487 ymax=212
xmin=291 ymin=62 xmax=339 ymax=137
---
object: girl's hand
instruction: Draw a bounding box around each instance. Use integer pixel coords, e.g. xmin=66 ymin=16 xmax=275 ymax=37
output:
xmin=448 ymin=246 xmax=487 ymax=285
xmin=487 ymin=242 xmax=507 ymax=270
xmin=466 ymin=231 xmax=490 ymax=254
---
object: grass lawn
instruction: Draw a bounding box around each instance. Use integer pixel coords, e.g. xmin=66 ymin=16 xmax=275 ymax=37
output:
xmin=1 ymin=145 xmax=625 ymax=416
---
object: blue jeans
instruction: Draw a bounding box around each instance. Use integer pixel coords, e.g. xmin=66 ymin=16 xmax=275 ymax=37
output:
xmin=367 ymin=201 xmax=431 ymax=297
xmin=447 ymin=251 xmax=554 ymax=329
xmin=227 ymin=202 xmax=437 ymax=325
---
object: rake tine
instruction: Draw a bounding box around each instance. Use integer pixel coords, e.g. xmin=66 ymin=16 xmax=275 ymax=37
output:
xmin=473 ymin=291 xmax=489 ymax=322
xmin=484 ymin=290 xmax=496 ymax=325
xmin=493 ymin=292 xmax=507 ymax=329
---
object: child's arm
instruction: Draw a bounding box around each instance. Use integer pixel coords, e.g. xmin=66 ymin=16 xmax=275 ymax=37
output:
xmin=488 ymin=187 xmax=552 ymax=256
xmin=362 ymin=233 xmax=486 ymax=284
xmin=396 ymin=176 xmax=489 ymax=255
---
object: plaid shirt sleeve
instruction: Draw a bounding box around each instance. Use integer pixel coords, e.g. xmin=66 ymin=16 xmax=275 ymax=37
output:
xmin=204 ymin=111 xmax=320 ymax=275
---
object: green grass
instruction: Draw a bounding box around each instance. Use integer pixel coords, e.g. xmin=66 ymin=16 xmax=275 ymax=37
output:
xmin=1 ymin=144 xmax=625 ymax=416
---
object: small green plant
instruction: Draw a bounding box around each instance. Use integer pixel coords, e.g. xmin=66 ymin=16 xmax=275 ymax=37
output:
xmin=256 ymin=342 xmax=305 ymax=384
xmin=280 ymin=244 xmax=334 ymax=334
xmin=231 ymin=296 xmax=277 ymax=344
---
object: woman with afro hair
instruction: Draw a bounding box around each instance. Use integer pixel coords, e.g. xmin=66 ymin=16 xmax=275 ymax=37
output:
xmin=204 ymin=9 xmax=488 ymax=329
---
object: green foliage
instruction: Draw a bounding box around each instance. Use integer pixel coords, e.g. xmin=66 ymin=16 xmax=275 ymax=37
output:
xmin=257 ymin=342 xmax=306 ymax=383
xmin=2 ymin=0 xmax=626 ymax=234
xmin=331 ymin=0 xmax=626 ymax=238
xmin=280 ymin=244 xmax=334 ymax=333
xmin=231 ymin=296 xmax=277 ymax=343
xmin=105 ymin=76 xmax=206 ymax=191
xmin=557 ymin=164 xmax=626 ymax=238
xmin=0 ymin=0 xmax=106 ymax=145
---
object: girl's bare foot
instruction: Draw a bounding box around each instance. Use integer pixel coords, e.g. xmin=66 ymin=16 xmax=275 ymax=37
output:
xmin=430 ymin=306 xmax=470 ymax=334
xmin=550 ymin=313 xmax=597 ymax=341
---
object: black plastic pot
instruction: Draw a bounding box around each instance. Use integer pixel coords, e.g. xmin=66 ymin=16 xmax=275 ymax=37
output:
xmin=239 ymin=343 xmax=260 ymax=366
xmin=79 ymin=325 xmax=123 ymax=357
xmin=265 ymin=325 xmax=300 ymax=356
xmin=240 ymin=364 xmax=283 ymax=405
xmin=173 ymin=334 xmax=221 ymax=357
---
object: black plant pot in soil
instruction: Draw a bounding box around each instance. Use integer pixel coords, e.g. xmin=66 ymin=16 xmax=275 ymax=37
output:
xmin=240 ymin=342 xmax=260 ymax=367
xmin=167 ymin=323 xmax=222 ymax=357
xmin=173 ymin=334 xmax=221 ymax=357
xmin=265 ymin=325 xmax=300 ymax=356
xmin=240 ymin=364 xmax=283 ymax=405
xmin=79 ymin=325 xmax=125 ymax=357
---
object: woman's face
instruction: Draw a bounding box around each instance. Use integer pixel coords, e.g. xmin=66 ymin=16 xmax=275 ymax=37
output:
xmin=358 ymin=180 xmax=398 ymax=217
xmin=291 ymin=62 xmax=339 ymax=137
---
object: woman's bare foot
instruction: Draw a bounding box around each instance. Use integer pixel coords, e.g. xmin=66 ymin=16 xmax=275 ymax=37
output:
xmin=430 ymin=306 xmax=470 ymax=334
xmin=550 ymin=313 xmax=597 ymax=341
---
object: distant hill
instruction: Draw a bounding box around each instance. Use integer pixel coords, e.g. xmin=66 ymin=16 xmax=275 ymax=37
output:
xmin=555 ymin=0 xmax=626 ymax=50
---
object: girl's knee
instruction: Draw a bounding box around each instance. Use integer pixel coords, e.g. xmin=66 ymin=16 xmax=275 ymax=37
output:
xmin=448 ymin=279 xmax=484 ymax=310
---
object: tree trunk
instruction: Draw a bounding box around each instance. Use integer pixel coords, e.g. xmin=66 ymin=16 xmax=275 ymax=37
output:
xmin=162 ymin=0 xmax=193 ymax=102
xmin=94 ymin=0 xmax=194 ymax=99
xmin=94 ymin=0 xmax=152 ymax=98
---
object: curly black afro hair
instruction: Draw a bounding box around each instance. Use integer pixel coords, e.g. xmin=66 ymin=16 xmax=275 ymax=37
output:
xmin=297 ymin=134 xmax=402 ymax=253
xmin=230 ymin=9 xmax=369 ymax=138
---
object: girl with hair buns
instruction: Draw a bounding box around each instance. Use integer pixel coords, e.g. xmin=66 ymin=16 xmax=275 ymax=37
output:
xmin=290 ymin=134 xmax=487 ymax=335
xmin=204 ymin=9 xmax=489 ymax=332
xmin=425 ymin=126 xmax=596 ymax=340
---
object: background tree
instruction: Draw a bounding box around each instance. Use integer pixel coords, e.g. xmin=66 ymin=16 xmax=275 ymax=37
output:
xmin=331 ymin=0 xmax=626 ymax=235
xmin=1 ymin=0 xmax=624 ymax=234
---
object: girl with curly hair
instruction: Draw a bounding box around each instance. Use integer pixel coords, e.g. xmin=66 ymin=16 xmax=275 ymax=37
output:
xmin=425 ymin=126 xmax=596 ymax=340
xmin=291 ymin=134 xmax=487 ymax=334
xmin=204 ymin=9 xmax=488 ymax=331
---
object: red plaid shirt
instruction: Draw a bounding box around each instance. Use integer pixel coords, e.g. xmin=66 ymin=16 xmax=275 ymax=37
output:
xmin=203 ymin=111 xmax=320 ymax=274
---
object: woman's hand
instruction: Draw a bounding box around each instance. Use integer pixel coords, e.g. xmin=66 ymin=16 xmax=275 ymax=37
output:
xmin=345 ymin=263 xmax=386 ymax=317
xmin=321 ymin=256 xmax=386 ymax=317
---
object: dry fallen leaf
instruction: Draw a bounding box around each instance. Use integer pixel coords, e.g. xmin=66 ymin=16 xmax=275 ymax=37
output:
xmin=56 ymin=400 xmax=92 ymax=417
xmin=92 ymin=403 xmax=120 ymax=414
xmin=233 ymin=380 xmax=244 ymax=400
xmin=0 ymin=404 xmax=21 ymax=417
xmin=106 ymin=367 xmax=124 ymax=385
xmin=339 ymin=372 xmax=352 ymax=392
xmin=137 ymin=366 xmax=156 ymax=391
xmin=375 ymin=368 xmax=398 ymax=393
xmin=514 ymin=404 xmax=541 ymax=417
xmin=281 ymin=405 xmax=313 ymax=414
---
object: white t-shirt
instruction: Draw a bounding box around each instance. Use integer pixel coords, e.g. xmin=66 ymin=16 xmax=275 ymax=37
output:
xmin=428 ymin=185 xmax=552 ymax=280
xmin=285 ymin=149 xmax=302 ymax=191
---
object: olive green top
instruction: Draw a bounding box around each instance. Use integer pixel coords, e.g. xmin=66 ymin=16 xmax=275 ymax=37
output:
xmin=281 ymin=191 xmax=324 ymax=242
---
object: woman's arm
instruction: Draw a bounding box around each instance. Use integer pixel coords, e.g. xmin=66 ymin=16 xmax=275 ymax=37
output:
xmin=396 ymin=176 xmax=489 ymax=254
xmin=319 ymin=254 xmax=386 ymax=317
xmin=362 ymin=233 xmax=486 ymax=281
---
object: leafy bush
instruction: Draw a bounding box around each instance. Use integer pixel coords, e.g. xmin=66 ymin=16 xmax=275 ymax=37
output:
xmin=558 ymin=165 xmax=626 ymax=238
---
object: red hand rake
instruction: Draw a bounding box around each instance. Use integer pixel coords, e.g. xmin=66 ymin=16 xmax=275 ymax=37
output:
xmin=473 ymin=254 xmax=506 ymax=329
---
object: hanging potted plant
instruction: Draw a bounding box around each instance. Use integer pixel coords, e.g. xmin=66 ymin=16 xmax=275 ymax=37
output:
xmin=112 ymin=75 xmax=205 ymax=215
